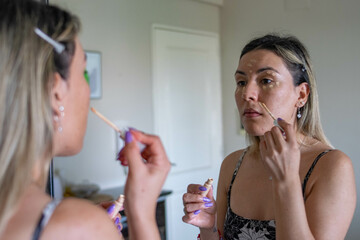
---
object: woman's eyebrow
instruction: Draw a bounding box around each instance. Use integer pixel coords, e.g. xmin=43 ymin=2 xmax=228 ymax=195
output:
xmin=234 ymin=70 xmax=246 ymax=76
xmin=235 ymin=67 xmax=279 ymax=76
xmin=257 ymin=67 xmax=279 ymax=74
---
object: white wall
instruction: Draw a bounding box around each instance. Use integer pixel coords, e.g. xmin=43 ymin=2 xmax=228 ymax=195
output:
xmin=221 ymin=0 xmax=360 ymax=239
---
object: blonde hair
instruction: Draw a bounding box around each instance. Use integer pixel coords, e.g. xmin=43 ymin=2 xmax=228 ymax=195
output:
xmin=239 ymin=34 xmax=331 ymax=152
xmin=0 ymin=0 xmax=80 ymax=234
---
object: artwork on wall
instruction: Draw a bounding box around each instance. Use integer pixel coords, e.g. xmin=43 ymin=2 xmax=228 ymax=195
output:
xmin=85 ymin=51 xmax=102 ymax=99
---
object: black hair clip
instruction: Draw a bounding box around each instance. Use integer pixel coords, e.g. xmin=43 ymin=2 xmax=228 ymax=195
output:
xmin=301 ymin=66 xmax=306 ymax=72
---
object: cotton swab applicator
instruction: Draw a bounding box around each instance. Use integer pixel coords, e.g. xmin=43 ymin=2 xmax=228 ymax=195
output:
xmin=258 ymin=102 xmax=285 ymax=133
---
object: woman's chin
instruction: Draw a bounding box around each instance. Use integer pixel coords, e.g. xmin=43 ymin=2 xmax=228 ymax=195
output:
xmin=54 ymin=144 xmax=83 ymax=157
xmin=243 ymin=128 xmax=266 ymax=137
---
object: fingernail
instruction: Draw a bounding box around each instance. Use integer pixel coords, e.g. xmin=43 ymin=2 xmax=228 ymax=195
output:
xmin=129 ymin=127 xmax=137 ymax=131
xmin=125 ymin=131 xmax=133 ymax=143
xmin=203 ymin=197 xmax=211 ymax=202
xmin=107 ymin=204 xmax=115 ymax=215
xmin=199 ymin=186 xmax=207 ymax=191
xmin=205 ymin=202 xmax=213 ymax=208
xmin=194 ymin=210 xmax=201 ymax=215
xmin=115 ymin=217 xmax=120 ymax=224
xmin=117 ymin=224 xmax=122 ymax=231
xmin=117 ymin=152 xmax=121 ymax=160
xmin=277 ymin=117 xmax=283 ymax=121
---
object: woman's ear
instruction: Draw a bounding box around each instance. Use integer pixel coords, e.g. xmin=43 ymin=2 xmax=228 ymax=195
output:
xmin=296 ymin=82 xmax=310 ymax=107
xmin=51 ymin=72 xmax=68 ymax=115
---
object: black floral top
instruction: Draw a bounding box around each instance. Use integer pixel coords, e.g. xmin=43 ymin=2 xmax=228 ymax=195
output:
xmin=223 ymin=149 xmax=332 ymax=240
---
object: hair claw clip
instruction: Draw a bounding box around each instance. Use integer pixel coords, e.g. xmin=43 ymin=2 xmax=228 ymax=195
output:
xmin=34 ymin=27 xmax=65 ymax=54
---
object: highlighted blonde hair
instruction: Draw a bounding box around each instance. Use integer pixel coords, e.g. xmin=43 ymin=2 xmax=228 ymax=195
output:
xmin=0 ymin=0 xmax=80 ymax=234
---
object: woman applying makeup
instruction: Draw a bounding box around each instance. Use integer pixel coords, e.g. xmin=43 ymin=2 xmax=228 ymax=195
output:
xmin=0 ymin=0 xmax=170 ymax=239
xmin=182 ymin=34 xmax=356 ymax=239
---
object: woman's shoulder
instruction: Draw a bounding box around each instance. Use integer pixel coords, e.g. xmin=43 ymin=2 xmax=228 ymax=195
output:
xmin=314 ymin=148 xmax=353 ymax=176
xmin=221 ymin=148 xmax=247 ymax=169
xmin=42 ymin=197 xmax=119 ymax=239
xmin=305 ymin=144 xmax=355 ymax=192
xmin=305 ymin=141 xmax=353 ymax=172
xmin=219 ymin=148 xmax=247 ymax=180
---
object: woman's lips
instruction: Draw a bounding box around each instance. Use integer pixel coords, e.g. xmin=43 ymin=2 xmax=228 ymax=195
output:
xmin=243 ymin=108 xmax=262 ymax=118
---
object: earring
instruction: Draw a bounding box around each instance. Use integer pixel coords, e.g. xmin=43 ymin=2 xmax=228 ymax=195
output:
xmin=297 ymin=108 xmax=302 ymax=119
xmin=54 ymin=105 xmax=65 ymax=132
xmin=297 ymin=101 xmax=304 ymax=119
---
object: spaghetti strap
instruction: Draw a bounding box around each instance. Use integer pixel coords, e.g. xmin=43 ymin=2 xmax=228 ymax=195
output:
xmin=227 ymin=149 xmax=247 ymax=206
xmin=32 ymin=199 xmax=60 ymax=240
xmin=302 ymin=149 xmax=333 ymax=200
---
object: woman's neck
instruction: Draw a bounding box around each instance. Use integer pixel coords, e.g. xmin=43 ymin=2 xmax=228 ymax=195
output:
xmin=31 ymin=155 xmax=52 ymax=191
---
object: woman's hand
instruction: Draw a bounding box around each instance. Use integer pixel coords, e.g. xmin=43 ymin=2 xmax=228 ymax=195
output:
xmin=98 ymin=201 xmax=123 ymax=236
xmin=259 ymin=118 xmax=301 ymax=182
xmin=117 ymin=129 xmax=171 ymax=239
xmin=182 ymin=183 xmax=216 ymax=229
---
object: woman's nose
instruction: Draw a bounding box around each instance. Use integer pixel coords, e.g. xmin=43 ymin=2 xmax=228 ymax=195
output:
xmin=241 ymin=82 xmax=258 ymax=101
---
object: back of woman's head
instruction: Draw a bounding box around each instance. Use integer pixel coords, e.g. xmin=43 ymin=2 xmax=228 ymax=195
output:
xmin=0 ymin=0 xmax=80 ymax=234
xmin=240 ymin=34 xmax=331 ymax=148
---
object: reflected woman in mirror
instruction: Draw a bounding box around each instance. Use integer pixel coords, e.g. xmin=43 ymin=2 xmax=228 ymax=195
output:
xmin=182 ymin=34 xmax=356 ymax=239
xmin=0 ymin=0 xmax=170 ymax=239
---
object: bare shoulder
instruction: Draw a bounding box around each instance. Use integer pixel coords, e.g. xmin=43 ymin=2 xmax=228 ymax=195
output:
xmin=314 ymin=149 xmax=354 ymax=179
xmin=306 ymin=147 xmax=356 ymax=205
xmin=219 ymin=149 xmax=247 ymax=187
xmin=221 ymin=149 xmax=246 ymax=173
xmin=42 ymin=197 xmax=120 ymax=240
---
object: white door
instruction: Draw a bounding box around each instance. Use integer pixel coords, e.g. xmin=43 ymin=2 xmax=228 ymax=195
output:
xmin=152 ymin=25 xmax=223 ymax=240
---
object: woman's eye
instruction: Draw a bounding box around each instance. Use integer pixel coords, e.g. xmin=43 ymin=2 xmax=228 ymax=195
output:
xmin=261 ymin=78 xmax=273 ymax=85
xmin=236 ymin=80 xmax=246 ymax=87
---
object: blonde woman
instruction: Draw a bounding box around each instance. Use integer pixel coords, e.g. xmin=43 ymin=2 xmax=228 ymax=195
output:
xmin=182 ymin=34 xmax=356 ymax=239
xmin=0 ymin=0 xmax=170 ymax=239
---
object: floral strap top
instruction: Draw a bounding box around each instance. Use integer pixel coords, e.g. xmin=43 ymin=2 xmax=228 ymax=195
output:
xmin=223 ymin=149 xmax=332 ymax=240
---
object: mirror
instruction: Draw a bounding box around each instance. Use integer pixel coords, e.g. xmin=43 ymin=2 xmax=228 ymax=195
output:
xmin=50 ymin=1 xmax=360 ymax=239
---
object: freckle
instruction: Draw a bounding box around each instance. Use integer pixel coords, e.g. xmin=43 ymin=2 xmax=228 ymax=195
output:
xmin=247 ymin=63 xmax=253 ymax=67
xmin=250 ymin=59 xmax=257 ymax=63
xmin=262 ymin=85 xmax=267 ymax=90
xmin=249 ymin=70 xmax=253 ymax=73
xmin=271 ymin=73 xmax=276 ymax=76
xmin=269 ymin=85 xmax=274 ymax=88
xmin=275 ymin=82 xmax=280 ymax=86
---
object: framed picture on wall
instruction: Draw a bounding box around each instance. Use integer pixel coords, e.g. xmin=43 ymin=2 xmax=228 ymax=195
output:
xmin=85 ymin=51 xmax=102 ymax=99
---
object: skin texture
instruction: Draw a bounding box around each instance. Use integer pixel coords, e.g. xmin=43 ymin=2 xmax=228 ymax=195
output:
xmin=2 ymin=38 xmax=171 ymax=240
xmin=182 ymin=49 xmax=356 ymax=240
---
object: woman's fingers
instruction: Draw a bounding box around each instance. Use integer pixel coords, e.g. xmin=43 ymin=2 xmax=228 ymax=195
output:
xmin=183 ymin=192 xmax=213 ymax=204
xmin=182 ymin=212 xmax=198 ymax=224
xmin=277 ymin=118 xmax=297 ymax=145
xmin=182 ymin=183 xmax=216 ymax=228
xmin=183 ymin=201 xmax=214 ymax=213
xmin=129 ymin=129 xmax=170 ymax=168
xmin=122 ymin=133 xmax=144 ymax=170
